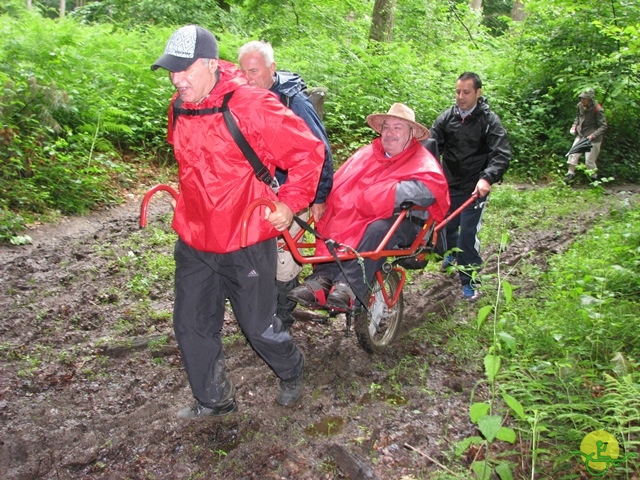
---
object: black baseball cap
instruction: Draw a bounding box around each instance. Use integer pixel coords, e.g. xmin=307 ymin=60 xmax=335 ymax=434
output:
xmin=151 ymin=25 xmax=219 ymax=72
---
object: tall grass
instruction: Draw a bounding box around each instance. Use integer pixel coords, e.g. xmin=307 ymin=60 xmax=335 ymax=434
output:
xmin=405 ymin=186 xmax=640 ymax=477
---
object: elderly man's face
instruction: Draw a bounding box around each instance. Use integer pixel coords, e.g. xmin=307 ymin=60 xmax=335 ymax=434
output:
xmin=169 ymin=58 xmax=218 ymax=104
xmin=239 ymin=52 xmax=276 ymax=90
xmin=381 ymin=118 xmax=413 ymax=156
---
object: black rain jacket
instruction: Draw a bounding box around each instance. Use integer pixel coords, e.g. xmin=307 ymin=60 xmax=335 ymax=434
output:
xmin=430 ymin=97 xmax=511 ymax=193
xmin=271 ymin=71 xmax=333 ymax=205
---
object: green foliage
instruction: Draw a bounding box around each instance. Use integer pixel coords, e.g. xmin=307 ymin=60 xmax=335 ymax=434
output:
xmin=70 ymin=0 xmax=237 ymax=32
xmin=117 ymin=225 xmax=177 ymax=298
xmin=434 ymin=186 xmax=640 ymax=477
xmin=502 ymin=0 xmax=640 ymax=181
xmin=1 ymin=0 xmax=640 ymax=241
xmin=0 ymin=9 xmax=173 ymax=238
xmin=493 ymin=198 xmax=640 ymax=475
xmin=460 ymin=229 xmax=520 ymax=480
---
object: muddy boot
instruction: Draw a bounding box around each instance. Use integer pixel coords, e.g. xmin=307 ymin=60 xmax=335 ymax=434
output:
xmin=177 ymin=360 xmax=237 ymax=418
xmin=288 ymin=276 xmax=333 ymax=308
xmin=276 ymin=354 xmax=304 ymax=407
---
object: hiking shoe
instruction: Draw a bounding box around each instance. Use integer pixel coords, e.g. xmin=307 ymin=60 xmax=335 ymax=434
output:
xmin=440 ymin=255 xmax=455 ymax=273
xmin=177 ymin=398 xmax=237 ymax=418
xmin=563 ymin=173 xmax=575 ymax=184
xmin=589 ymin=174 xmax=598 ymax=182
xmin=325 ymin=282 xmax=355 ymax=311
xmin=276 ymin=360 xmax=304 ymax=407
xmin=462 ymin=284 xmax=480 ymax=302
xmin=287 ymin=276 xmax=332 ymax=308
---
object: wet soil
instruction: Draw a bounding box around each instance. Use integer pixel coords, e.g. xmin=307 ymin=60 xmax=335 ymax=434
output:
xmin=1 ymin=185 xmax=637 ymax=479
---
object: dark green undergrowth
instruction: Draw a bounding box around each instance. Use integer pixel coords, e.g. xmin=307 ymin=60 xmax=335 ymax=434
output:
xmin=2 ymin=0 xmax=639 ymax=242
xmin=497 ymin=202 xmax=640 ymax=477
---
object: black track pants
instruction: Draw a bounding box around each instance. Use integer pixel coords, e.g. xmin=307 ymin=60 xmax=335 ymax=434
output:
xmin=173 ymin=238 xmax=303 ymax=406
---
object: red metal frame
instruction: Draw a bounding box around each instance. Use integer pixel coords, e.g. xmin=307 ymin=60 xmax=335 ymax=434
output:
xmin=139 ymin=185 xmax=478 ymax=310
xmin=139 ymin=184 xmax=179 ymax=228
xmin=375 ymin=267 xmax=405 ymax=308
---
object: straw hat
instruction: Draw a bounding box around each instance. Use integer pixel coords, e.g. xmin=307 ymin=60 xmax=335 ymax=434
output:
xmin=366 ymin=103 xmax=430 ymax=141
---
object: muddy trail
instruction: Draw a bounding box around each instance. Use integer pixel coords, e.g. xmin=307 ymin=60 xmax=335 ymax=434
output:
xmin=0 ymin=185 xmax=637 ymax=479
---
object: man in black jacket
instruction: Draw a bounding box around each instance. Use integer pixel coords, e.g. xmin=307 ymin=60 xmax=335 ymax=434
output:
xmin=430 ymin=72 xmax=511 ymax=301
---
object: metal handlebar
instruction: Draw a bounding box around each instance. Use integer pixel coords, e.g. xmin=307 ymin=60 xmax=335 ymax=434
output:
xmin=240 ymin=197 xmax=298 ymax=248
xmin=139 ymin=184 xmax=179 ymax=228
xmin=434 ymin=192 xmax=480 ymax=232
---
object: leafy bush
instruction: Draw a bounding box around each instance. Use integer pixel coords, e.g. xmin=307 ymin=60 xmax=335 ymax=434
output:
xmin=1 ymin=0 xmax=639 ymax=240
xmin=0 ymin=10 xmax=170 ymax=238
xmin=496 ymin=200 xmax=640 ymax=469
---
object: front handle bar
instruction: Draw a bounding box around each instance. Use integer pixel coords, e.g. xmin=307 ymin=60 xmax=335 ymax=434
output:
xmin=139 ymin=184 xmax=179 ymax=228
xmin=240 ymin=197 xmax=296 ymax=248
xmin=434 ymin=192 xmax=480 ymax=233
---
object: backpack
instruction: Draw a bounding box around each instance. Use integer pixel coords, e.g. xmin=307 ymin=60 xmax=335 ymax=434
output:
xmin=274 ymin=70 xmax=327 ymax=120
xmin=170 ymin=76 xmax=328 ymax=188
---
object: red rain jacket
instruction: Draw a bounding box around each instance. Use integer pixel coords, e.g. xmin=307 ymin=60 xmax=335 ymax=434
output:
xmin=314 ymin=138 xmax=450 ymax=257
xmin=167 ymin=60 xmax=324 ymax=253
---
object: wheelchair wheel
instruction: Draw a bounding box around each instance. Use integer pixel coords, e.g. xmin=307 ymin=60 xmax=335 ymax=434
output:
xmin=354 ymin=269 xmax=403 ymax=354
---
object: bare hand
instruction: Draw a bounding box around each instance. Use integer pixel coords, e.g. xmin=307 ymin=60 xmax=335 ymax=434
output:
xmin=310 ymin=203 xmax=326 ymax=222
xmin=264 ymin=201 xmax=294 ymax=232
xmin=473 ymin=178 xmax=492 ymax=198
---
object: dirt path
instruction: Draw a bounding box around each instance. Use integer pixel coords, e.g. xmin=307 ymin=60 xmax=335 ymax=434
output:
xmin=0 ymin=186 xmax=636 ymax=479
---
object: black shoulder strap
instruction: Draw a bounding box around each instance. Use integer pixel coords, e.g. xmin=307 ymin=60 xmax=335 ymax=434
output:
xmin=172 ymin=91 xmax=273 ymax=187
xmin=279 ymin=93 xmax=292 ymax=108
xmin=220 ymin=99 xmax=274 ymax=187
xmin=172 ymin=92 xmax=231 ymax=129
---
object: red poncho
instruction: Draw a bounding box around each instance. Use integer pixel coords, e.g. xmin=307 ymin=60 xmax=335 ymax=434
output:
xmin=314 ymin=138 xmax=449 ymax=257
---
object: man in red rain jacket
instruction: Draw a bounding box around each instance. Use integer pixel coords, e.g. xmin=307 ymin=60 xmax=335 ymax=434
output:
xmin=152 ymin=25 xmax=324 ymax=417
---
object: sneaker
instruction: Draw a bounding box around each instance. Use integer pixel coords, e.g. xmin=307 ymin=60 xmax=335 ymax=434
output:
xmin=589 ymin=174 xmax=598 ymax=182
xmin=563 ymin=173 xmax=575 ymax=184
xmin=440 ymin=255 xmax=455 ymax=273
xmin=276 ymin=357 xmax=304 ymax=407
xmin=177 ymin=398 xmax=237 ymax=418
xmin=462 ymin=284 xmax=480 ymax=302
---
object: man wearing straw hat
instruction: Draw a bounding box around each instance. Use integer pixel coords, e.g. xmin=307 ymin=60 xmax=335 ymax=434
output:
xmin=288 ymin=103 xmax=450 ymax=311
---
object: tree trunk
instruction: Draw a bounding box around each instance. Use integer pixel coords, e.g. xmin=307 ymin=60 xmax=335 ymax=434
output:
xmin=368 ymin=0 xmax=397 ymax=43
xmin=470 ymin=0 xmax=482 ymax=12
xmin=511 ymin=1 xmax=526 ymax=21
xmin=26 ymin=0 xmax=32 ymax=8
xmin=60 ymin=0 xmax=66 ymax=17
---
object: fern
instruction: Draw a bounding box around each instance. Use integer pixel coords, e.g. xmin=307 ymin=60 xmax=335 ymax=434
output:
xmin=602 ymin=367 xmax=640 ymax=450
